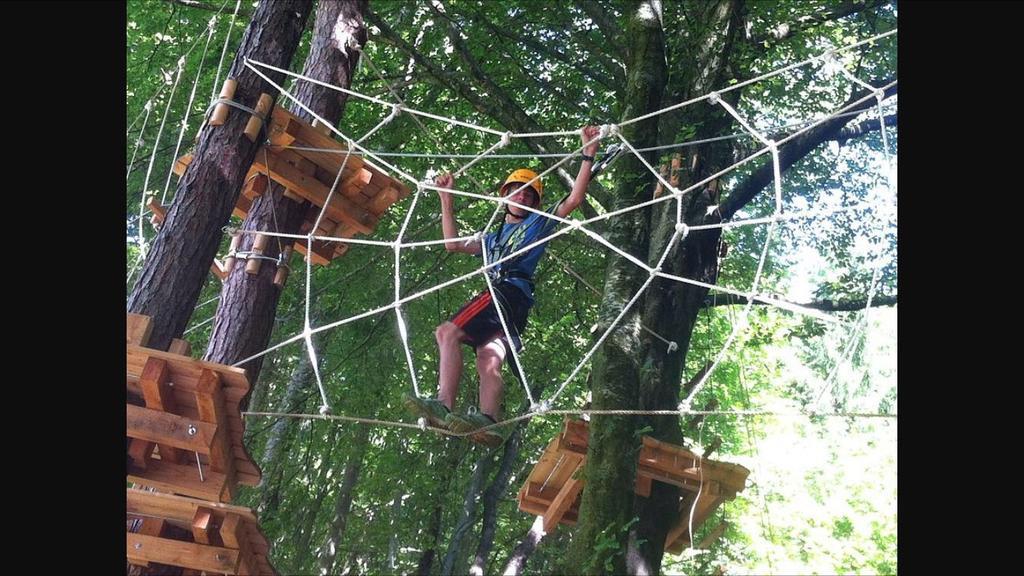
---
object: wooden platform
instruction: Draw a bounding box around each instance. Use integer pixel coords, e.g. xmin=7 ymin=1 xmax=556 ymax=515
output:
xmin=172 ymin=105 xmax=410 ymax=265
xmin=127 ymin=488 xmax=277 ymax=576
xmin=517 ymin=419 xmax=749 ymax=554
xmin=127 ymin=314 xmax=261 ymax=504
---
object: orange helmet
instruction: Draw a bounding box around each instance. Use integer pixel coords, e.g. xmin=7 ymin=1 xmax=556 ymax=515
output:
xmin=500 ymin=168 xmax=543 ymax=207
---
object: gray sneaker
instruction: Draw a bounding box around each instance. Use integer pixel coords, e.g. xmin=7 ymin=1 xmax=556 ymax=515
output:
xmin=446 ymin=411 xmax=505 ymax=447
xmin=402 ymin=394 xmax=450 ymax=430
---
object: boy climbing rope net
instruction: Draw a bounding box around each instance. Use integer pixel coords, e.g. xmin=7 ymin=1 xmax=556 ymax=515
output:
xmin=404 ymin=125 xmax=602 ymax=446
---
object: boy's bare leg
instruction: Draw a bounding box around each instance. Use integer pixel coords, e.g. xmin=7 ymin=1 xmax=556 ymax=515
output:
xmin=476 ymin=338 xmax=507 ymax=419
xmin=436 ymin=321 xmax=466 ymax=410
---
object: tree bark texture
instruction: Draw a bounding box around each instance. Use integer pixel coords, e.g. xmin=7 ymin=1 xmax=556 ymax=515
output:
xmin=128 ymin=0 xmax=312 ymax=351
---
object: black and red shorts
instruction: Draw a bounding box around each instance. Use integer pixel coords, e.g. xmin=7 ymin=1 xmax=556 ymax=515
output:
xmin=450 ymin=281 xmax=531 ymax=352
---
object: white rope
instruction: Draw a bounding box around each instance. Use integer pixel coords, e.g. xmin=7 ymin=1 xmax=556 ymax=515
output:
xmin=240 ymin=407 xmax=897 ymax=437
xmin=127 ymin=100 xmax=154 ymax=182
xmin=138 ymin=58 xmax=186 ymax=258
xmin=216 ymin=40 xmax=897 ymax=438
xmin=680 ymin=93 xmax=786 ymax=409
xmin=258 ymin=104 xmax=894 ymax=161
xmin=161 ymin=16 xmax=218 ymax=205
xmin=230 ymin=87 xmax=893 ymax=367
xmin=247 ymin=58 xmax=505 ymax=136
xmin=211 ymin=0 xmax=241 ymax=104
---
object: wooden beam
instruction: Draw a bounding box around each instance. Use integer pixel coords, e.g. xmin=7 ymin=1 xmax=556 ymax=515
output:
xmin=269 ymin=106 xmax=366 ymax=176
xmin=221 ymin=513 xmax=256 ymax=576
xmin=697 ymin=520 xmax=728 ymax=550
xmin=127 ymin=313 xmax=153 ymax=346
xmin=367 ymin=186 xmax=401 ymax=216
xmin=252 ymin=149 xmax=377 ymax=234
xmin=635 ymin=472 xmax=653 ymax=497
xmin=196 ymin=369 xmax=237 ymax=501
xmin=126 ymin=404 xmax=219 ymax=453
xmin=127 ymin=533 xmax=239 ymax=574
xmin=127 ymin=458 xmax=228 ymax=502
xmin=129 ymin=518 xmax=167 ymax=567
xmin=191 ymin=506 xmax=223 ymax=546
xmin=267 ymin=114 xmax=303 ymax=147
xmin=168 ymin=339 xmax=192 ymax=357
xmin=139 ymin=358 xmax=183 ymax=464
xmin=127 ymin=488 xmax=258 ymax=524
xmin=340 ymin=167 xmax=373 ymax=199
xmin=543 ymin=461 xmax=584 ymax=533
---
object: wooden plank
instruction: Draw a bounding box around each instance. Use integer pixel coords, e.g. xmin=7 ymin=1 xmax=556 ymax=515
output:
xmin=293 ymin=240 xmax=333 ymax=266
xmin=127 ymin=345 xmax=250 ymax=396
xmin=130 ymin=518 xmax=167 ymax=567
xmin=635 ymin=473 xmax=653 ymax=497
xmin=173 ymin=153 xmax=193 ymax=177
xmin=192 ymin=507 xmax=216 ymax=545
xmin=340 ymin=167 xmax=373 ymax=198
xmin=270 ymin=106 xmax=366 ymax=176
xmin=252 ymin=150 xmax=376 ymax=235
xmin=368 ymin=186 xmax=400 ymax=216
xmin=665 ymin=482 xmax=724 ymax=553
xmin=169 ymin=339 xmax=191 ymax=356
xmin=139 ymin=358 xmax=183 ymax=464
xmin=267 ymin=115 xmax=303 ymax=147
xmin=127 ymin=437 xmax=153 ymax=470
xmin=127 ymin=313 xmax=153 ymax=346
xmin=697 ymin=520 xmax=728 ymax=550
xmin=197 ymin=369 xmax=237 ymax=501
xmin=126 ymin=404 xmax=218 ymax=453
xmin=518 ymin=496 xmax=579 ymax=526
xmin=221 ymin=513 xmax=257 ymax=576
xmin=127 ymin=533 xmax=240 ymax=574
xmin=128 ymin=459 xmax=228 ymax=502
xmin=543 ymin=460 xmax=584 ymax=533
xmin=558 ymin=419 xmax=589 ymax=454
xmin=127 ymin=488 xmax=258 ymax=523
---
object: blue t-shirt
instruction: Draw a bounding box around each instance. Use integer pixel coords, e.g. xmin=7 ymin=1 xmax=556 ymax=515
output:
xmin=480 ymin=202 xmax=562 ymax=304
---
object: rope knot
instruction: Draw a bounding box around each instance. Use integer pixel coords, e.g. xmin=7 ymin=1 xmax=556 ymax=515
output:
xmin=465 ymin=231 xmax=483 ymax=246
xmin=600 ymin=124 xmax=618 ymax=139
xmin=675 ymin=222 xmax=689 ymax=239
xmin=500 ymin=131 xmax=512 ymax=148
xmin=667 ymin=341 xmax=679 ymax=353
xmin=318 ymin=404 xmax=331 ymax=416
xmin=531 ymin=400 xmax=551 ymax=414
xmin=385 ymin=103 xmax=404 ymax=123
xmin=707 ymin=92 xmax=720 ymax=105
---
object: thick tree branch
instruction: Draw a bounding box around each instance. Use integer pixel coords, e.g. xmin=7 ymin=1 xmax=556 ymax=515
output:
xmin=703 ymin=293 xmax=897 ymax=311
xmin=835 ymin=113 xmax=897 ymax=145
xmin=467 ymin=5 xmax=620 ymax=91
xmin=164 ymin=0 xmax=253 ymax=19
xmin=749 ymin=0 xmax=890 ymax=47
xmin=369 ymin=6 xmax=613 ymax=211
xmin=574 ymin=0 xmax=626 ymax=56
xmin=720 ymin=80 xmax=896 ymax=220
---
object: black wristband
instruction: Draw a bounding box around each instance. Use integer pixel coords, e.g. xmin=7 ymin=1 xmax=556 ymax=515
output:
xmin=581 ymin=154 xmax=595 ymax=163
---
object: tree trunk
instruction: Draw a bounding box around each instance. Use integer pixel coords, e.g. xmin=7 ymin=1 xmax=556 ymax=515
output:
xmin=257 ymin=340 xmax=320 ymax=519
xmin=127 ymin=0 xmax=312 ymax=351
xmin=470 ymin=425 xmax=523 ymax=575
xmin=502 ymin=516 xmax=546 ymax=576
xmin=318 ymin=426 xmax=371 ymax=574
xmin=204 ymin=0 xmax=368 ymax=381
xmin=441 ymin=453 xmax=495 ymax=576
xmin=564 ymin=2 xmax=666 ymax=573
xmin=416 ymin=441 xmax=466 ymax=575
